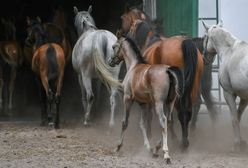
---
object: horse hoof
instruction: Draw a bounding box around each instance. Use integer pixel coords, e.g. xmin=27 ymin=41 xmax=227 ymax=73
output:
xmin=233 ymin=140 xmax=247 ymax=152
xmin=109 ymin=121 xmax=115 ymax=128
xmin=152 ymin=148 xmax=159 ymax=158
xmin=48 ymin=122 xmax=55 ymax=128
xmin=83 ymin=121 xmax=91 ymax=127
xmin=115 ymin=144 xmax=122 ymax=152
xmin=165 ymin=158 xmax=171 ymax=164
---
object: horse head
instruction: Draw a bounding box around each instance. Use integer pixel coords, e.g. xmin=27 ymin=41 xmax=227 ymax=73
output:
xmin=121 ymin=6 xmax=148 ymax=34
xmin=202 ymin=20 xmax=221 ymax=63
xmin=110 ymin=37 xmax=125 ymax=67
xmin=73 ymin=5 xmax=96 ymax=36
xmin=25 ymin=16 xmax=47 ymax=50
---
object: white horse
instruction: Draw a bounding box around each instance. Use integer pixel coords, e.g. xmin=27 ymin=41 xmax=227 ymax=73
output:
xmin=72 ymin=5 xmax=122 ymax=126
xmin=203 ymin=21 xmax=247 ymax=150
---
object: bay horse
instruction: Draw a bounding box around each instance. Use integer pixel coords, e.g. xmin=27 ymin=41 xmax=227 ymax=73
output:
xmin=110 ymin=36 xmax=183 ymax=163
xmin=25 ymin=17 xmax=65 ymax=129
xmin=203 ymin=21 xmax=248 ymax=151
xmin=0 ymin=18 xmax=23 ymax=116
xmin=121 ymin=7 xmax=204 ymax=150
xmin=73 ymin=6 xmax=122 ymax=126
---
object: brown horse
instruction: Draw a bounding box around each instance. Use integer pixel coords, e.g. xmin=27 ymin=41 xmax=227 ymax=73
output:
xmin=110 ymin=36 xmax=183 ymax=163
xmin=121 ymin=7 xmax=204 ymax=150
xmin=25 ymin=17 xmax=65 ymax=129
xmin=0 ymin=18 xmax=23 ymax=115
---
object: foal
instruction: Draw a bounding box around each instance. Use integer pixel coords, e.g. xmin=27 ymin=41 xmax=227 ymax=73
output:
xmin=109 ymin=36 xmax=183 ymax=163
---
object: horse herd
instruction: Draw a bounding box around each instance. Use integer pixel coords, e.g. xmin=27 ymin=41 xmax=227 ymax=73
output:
xmin=0 ymin=5 xmax=247 ymax=163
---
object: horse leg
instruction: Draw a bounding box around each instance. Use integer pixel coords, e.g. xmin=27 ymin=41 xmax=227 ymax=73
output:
xmin=81 ymin=75 xmax=94 ymax=126
xmin=109 ymin=87 xmax=119 ymax=127
xmin=55 ymin=95 xmax=61 ymax=129
xmin=237 ymin=99 xmax=248 ymax=122
xmin=8 ymin=66 xmax=16 ymax=111
xmin=0 ymin=66 xmax=3 ymax=113
xmin=154 ymin=101 xmax=170 ymax=164
xmin=116 ymin=95 xmax=133 ymax=152
xmin=202 ymin=87 xmax=218 ymax=123
xmin=178 ymin=92 xmax=191 ymax=151
xmin=139 ymin=104 xmax=151 ymax=151
xmin=190 ymin=91 xmax=202 ymax=131
xmin=223 ymin=91 xmax=246 ymax=151
xmin=78 ymin=74 xmax=87 ymax=117
xmin=54 ymin=73 xmax=64 ymax=129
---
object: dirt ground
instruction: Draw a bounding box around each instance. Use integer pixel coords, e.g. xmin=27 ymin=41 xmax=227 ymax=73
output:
xmin=0 ymin=105 xmax=248 ymax=168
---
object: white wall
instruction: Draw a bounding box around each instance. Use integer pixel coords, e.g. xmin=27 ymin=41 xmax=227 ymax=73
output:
xmin=219 ymin=0 xmax=248 ymax=42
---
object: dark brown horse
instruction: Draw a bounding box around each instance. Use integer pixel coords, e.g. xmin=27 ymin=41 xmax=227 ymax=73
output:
xmin=121 ymin=7 xmax=204 ymax=150
xmin=25 ymin=17 xmax=65 ymax=129
xmin=0 ymin=18 xmax=23 ymax=116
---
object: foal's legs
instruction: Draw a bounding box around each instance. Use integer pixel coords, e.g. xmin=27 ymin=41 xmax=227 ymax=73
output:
xmin=139 ymin=104 xmax=151 ymax=151
xmin=116 ymin=95 xmax=133 ymax=151
xmin=223 ymin=91 xmax=246 ymax=150
xmin=154 ymin=101 xmax=170 ymax=163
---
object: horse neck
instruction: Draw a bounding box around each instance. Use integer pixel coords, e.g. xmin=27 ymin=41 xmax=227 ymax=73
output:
xmin=212 ymin=30 xmax=238 ymax=56
xmin=77 ymin=26 xmax=96 ymax=37
xmin=122 ymin=43 xmax=139 ymax=71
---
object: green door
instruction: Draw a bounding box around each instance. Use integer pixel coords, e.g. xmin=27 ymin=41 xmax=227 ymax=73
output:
xmin=157 ymin=0 xmax=198 ymax=37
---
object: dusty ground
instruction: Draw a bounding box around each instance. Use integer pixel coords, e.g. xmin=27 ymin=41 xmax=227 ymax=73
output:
xmin=0 ymin=106 xmax=248 ymax=168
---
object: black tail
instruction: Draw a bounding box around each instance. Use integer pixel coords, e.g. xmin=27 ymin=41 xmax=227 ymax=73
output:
xmin=181 ymin=39 xmax=198 ymax=91
xmin=167 ymin=66 xmax=184 ymax=97
xmin=46 ymin=45 xmax=58 ymax=81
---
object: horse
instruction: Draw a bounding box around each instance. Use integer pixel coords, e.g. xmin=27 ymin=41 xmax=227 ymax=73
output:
xmin=191 ymin=37 xmax=219 ymax=130
xmin=109 ymin=36 xmax=184 ymax=163
xmin=0 ymin=18 xmax=23 ymax=116
xmin=73 ymin=6 xmax=122 ymax=126
xmin=121 ymin=7 xmax=204 ymax=150
xmin=25 ymin=17 xmax=65 ymax=129
xmin=202 ymin=21 xmax=248 ymax=151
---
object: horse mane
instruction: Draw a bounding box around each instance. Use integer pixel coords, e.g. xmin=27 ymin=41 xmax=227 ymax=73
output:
xmin=122 ymin=35 xmax=146 ymax=64
xmin=192 ymin=37 xmax=204 ymax=54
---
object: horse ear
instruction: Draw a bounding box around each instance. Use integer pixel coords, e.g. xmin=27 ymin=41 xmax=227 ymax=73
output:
xmin=201 ymin=20 xmax=209 ymax=31
xmin=36 ymin=16 xmax=42 ymax=23
xmin=73 ymin=6 xmax=78 ymax=15
xmin=88 ymin=5 xmax=92 ymax=13
xmin=218 ymin=20 xmax=223 ymax=27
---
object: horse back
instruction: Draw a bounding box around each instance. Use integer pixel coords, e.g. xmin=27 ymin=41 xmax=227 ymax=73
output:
xmin=143 ymin=36 xmax=204 ymax=102
xmin=129 ymin=64 xmax=169 ymax=103
xmin=32 ymin=43 xmax=65 ymax=79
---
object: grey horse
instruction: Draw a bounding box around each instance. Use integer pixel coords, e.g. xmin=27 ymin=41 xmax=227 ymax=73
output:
xmin=72 ymin=6 xmax=122 ymax=126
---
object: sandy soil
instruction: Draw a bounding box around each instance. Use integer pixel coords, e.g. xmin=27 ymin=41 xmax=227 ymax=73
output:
xmin=0 ymin=106 xmax=248 ymax=168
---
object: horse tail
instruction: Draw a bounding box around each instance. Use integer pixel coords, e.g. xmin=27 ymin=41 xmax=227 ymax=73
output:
xmin=167 ymin=66 xmax=184 ymax=98
xmin=46 ymin=44 xmax=59 ymax=80
xmin=181 ymin=39 xmax=198 ymax=101
xmin=92 ymin=42 xmax=121 ymax=90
